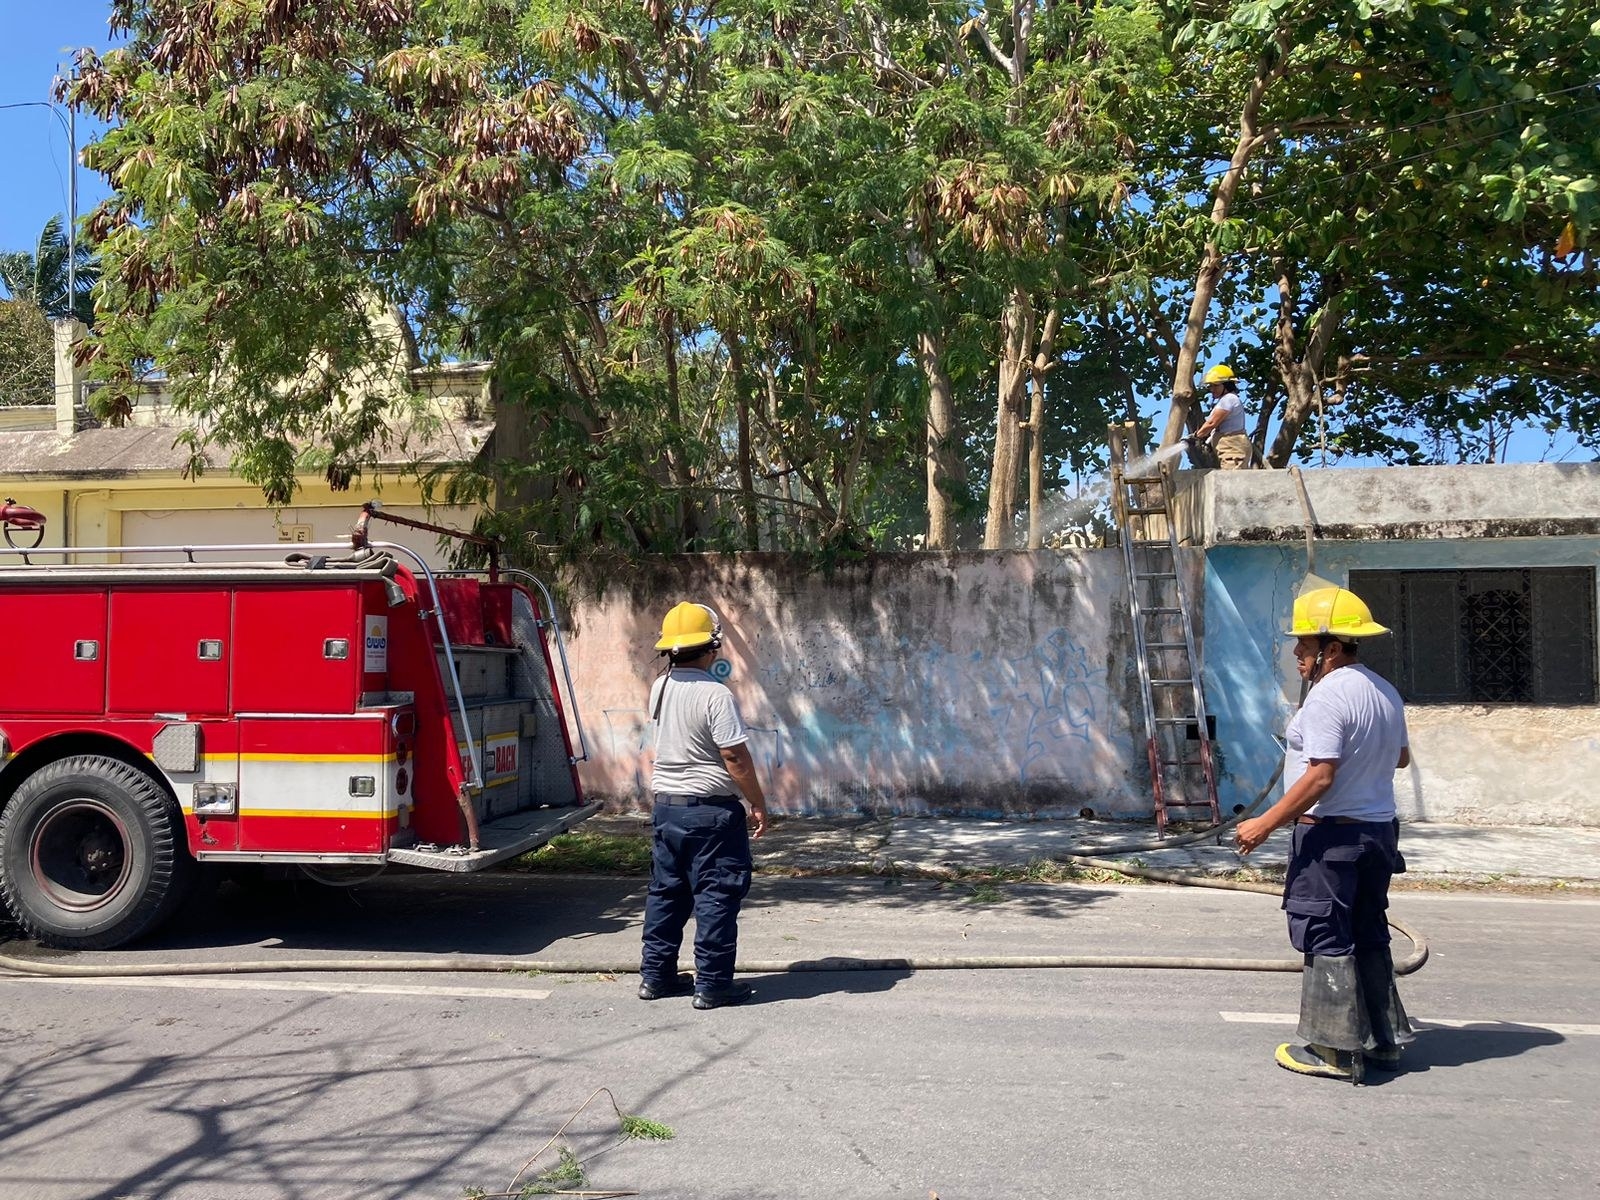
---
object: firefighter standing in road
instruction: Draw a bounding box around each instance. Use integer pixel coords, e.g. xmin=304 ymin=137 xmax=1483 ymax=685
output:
xmin=638 ymin=602 xmax=768 ymax=1010
xmin=1234 ymin=586 xmax=1415 ymax=1083
xmin=1190 ymin=364 xmax=1257 ymax=469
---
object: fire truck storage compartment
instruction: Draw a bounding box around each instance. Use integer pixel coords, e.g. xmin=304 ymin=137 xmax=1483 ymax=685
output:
xmin=109 ymin=589 xmax=232 ymax=715
xmin=236 ymin=714 xmax=402 ymax=856
xmin=233 ymin=585 xmax=366 ymax=714
xmin=0 ymin=587 xmax=108 ymax=713
xmin=433 ymin=578 xmax=581 ymax=824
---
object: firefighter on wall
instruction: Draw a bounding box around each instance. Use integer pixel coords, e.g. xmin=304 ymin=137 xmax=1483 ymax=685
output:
xmin=638 ymin=601 xmax=769 ymax=1010
xmin=1190 ymin=364 xmax=1257 ymax=469
xmin=1234 ymin=586 xmax=1415 ymax=1083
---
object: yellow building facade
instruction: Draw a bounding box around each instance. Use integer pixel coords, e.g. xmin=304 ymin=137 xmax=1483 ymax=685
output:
xmin=0 ymin=319 xmax=491 ymax=569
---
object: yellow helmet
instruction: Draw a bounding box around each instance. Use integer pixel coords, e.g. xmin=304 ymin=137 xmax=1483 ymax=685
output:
xmin=655 ymin=601 xmax=722 ymax=653
xmin=1288 ymin=587 xmax=1390 ymax=639
xmin=1203 ymin=364 xmax=1236 ymax=385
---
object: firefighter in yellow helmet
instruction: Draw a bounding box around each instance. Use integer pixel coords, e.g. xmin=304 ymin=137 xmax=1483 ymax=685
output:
xmin=1190 ymin=364 xmax=1258 ymax=469
xmin=1235 ymin=586 xmax=1415 ymax=1083
xmin=638 ymin=601 xmax=768 ymax=1010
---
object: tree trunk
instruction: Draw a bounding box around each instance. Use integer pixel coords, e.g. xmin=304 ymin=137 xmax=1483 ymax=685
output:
xmin=1265 ymin=265 xmax=1346 ymax=468
xmin=661 ymin=313 xmax=698 ymax=545
xmin=1026 ymin=306 xmax=1061 ymax=550
xmin=724 ymin=333 xmax=761 ymax=549
xmin=983 ymin=287 xmax=1033 ymax=549
xmin=917 ymin=326 xmax=964 ymax=550
xmin=1160 ymin=30 xmax=1293 ymax=449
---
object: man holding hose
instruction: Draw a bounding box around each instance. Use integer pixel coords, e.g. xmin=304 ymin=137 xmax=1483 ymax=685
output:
xmin=1235 ymin=585 xmax=1415 ymax=1083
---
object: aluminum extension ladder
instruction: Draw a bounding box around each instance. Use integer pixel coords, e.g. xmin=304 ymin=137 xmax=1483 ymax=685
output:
xmin=1108 ymin=423 xmax=1221 ymax=835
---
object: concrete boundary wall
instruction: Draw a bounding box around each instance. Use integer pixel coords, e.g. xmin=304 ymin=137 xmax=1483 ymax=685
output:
xmin=564 ymin=550 xmax=1157 ymax=818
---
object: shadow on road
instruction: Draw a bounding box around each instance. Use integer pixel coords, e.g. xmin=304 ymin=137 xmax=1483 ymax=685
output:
xmin=743 ymin=966 xmax=914 ymax=1004
xmin=1363 ymin=1022 xmax=1566 ymax=1086
xmin=57 ymin=870 xmax=1126 ymax=960
xmin=93 ymin=870 xmax=648 ymax=959
xmin=1408 ymin=1023 xmax=1566 ymax=1069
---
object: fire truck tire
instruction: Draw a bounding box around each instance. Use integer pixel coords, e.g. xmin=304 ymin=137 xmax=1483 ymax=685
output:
xmin=0 ymin=755 xmax=194 ymax=950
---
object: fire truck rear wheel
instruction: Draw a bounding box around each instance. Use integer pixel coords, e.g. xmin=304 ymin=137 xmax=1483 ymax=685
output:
xmin=0 ymin=754 xmax=194 ymax=950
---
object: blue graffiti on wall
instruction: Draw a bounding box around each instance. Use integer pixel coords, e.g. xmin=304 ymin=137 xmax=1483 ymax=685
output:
xmin=785 ymin=627 xmax=1115 ymax=785
xmin=1001 ymin=628 xmax=1109 ymax=780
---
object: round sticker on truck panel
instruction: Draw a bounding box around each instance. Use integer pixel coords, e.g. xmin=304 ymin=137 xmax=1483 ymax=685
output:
xmin=364 ymin=616 xmax=389 ymax=673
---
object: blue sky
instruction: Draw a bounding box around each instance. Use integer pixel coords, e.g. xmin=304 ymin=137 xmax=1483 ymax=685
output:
xmin=0 ymin=1 xmax=119 ymax=258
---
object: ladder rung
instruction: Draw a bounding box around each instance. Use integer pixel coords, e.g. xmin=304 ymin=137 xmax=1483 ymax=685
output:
xmin=1154 ymin=716 xmax=1198 ymax=724
xmin=1147 ymin=641 xmax=1189 ymax=649
xmin=1142 ymin=606 xmax=1182 ymax=614
xmin=1135 ymin=571 xmax=1179 ymax=580
xmin=1151 ymin=678 xmax=1195 ymax=686
xmin=1126 ymin=506 xmax=1169 ymax=516
xmin=1122 ymin=473 xmax=1165 ymax=483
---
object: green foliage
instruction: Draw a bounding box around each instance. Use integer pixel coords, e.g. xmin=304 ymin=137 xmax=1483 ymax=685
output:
xmin=619 ymin=1114 xmax=675 ymax=1141
xmin=0 ymin=215 xmax=97 ymax=325
xmin=0 ymin=298 xmax=54 ymax=407
xmin=60 ymin=0 xmax=1600 ymax=549
xmin=522 ymin=1146 xmax=587 ymax=1194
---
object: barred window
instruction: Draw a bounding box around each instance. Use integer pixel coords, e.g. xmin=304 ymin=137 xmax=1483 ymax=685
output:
xmin=1348 ymin=567 xmax=1597 ymax=705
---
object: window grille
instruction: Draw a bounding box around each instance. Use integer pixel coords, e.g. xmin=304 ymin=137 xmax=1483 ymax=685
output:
xmin=1348 ymin=567 xmax=1596 ymax=705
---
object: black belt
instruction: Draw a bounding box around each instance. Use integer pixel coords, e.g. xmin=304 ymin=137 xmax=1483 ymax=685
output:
xmin=655 ymin=794 xmax=741 ymax=807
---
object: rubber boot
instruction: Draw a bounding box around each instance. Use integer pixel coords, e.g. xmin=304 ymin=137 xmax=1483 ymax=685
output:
xmin=1356 ymin=945 xmax=1414 ymax=1069
xmin=1290 ymin=954 xmax=1369 ymax=1085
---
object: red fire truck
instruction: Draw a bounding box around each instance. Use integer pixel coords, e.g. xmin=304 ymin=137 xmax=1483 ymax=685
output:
xmin=0 ymin=500 xmax=597 ymax=949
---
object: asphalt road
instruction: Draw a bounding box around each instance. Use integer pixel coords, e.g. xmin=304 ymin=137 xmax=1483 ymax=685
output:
xmin=1 ymin=873 xmax=1596 ymax=1200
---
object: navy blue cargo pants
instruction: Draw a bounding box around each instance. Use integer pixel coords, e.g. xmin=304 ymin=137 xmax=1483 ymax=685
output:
xmin=1282 ymin=819 xmax=1405 ymax=957
xmin=640 ymin=795 xmax=752 ymax=991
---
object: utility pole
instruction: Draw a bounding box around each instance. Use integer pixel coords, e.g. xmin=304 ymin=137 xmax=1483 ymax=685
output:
xmin=67 ymin=99 xmax=77 ymax=313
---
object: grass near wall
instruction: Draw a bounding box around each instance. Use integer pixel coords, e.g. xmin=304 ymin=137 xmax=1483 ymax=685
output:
xmin=514 ymin=830 xmax=654 ymax=875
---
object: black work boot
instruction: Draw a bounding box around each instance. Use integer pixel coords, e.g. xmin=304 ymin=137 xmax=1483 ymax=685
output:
xmin=692 ymin=980 xmax=754 ymax=1010
xmin=638 ymin=973 xmax=695 ymax=1001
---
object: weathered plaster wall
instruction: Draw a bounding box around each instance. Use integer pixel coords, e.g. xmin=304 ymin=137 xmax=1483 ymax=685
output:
xmin=565 ymin=550 xmax=1153 ymax=818
xmin=1204 ymin=535 xmax=1600 ymax=826
xmin=1179 ymin=462 xmax=1600 ymax=545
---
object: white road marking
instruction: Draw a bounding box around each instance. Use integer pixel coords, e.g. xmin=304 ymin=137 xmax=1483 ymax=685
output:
xmin=1220 ymin=1011 xmax=1600 ymax=1036
xmin=0 ymin=976 xmax=552 ymax=1000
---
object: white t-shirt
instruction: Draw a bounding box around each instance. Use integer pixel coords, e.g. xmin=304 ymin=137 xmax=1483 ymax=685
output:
xmin=649 ymin=667 xmax=749 ymax=797
xmin=1211 ymin=389 xmax=1246 ymax=436
xmin=1283 ymin=663 xmax=1409 ymax=821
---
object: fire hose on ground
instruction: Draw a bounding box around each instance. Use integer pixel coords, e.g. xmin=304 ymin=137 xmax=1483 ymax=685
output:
xmin=0 ymin=764 xmax=1427 ymax=981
